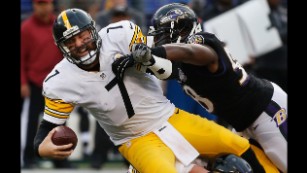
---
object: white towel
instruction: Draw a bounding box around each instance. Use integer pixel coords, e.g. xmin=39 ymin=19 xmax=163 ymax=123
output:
xmin=153 ymin=121 xmax=199 ymax=166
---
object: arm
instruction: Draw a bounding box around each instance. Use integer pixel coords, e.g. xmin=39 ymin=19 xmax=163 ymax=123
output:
xmin=34 ymin=120 xmax=73 ymax=160
xmin=131 ymin=43 xmax=219 ymax=80
xmin=162 ymin=43 xmax=218 ymax=66
xmin=34 ymin=120 xmax=73 ymax=159
xmin=20 ymin=24 xmax=30 ymax=98
xmin=34 ymin=96 xmax=75 ymax=159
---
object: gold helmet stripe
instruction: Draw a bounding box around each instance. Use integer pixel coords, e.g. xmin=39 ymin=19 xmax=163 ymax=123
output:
xmin=61 ymin=11 xmax=72 ymax=29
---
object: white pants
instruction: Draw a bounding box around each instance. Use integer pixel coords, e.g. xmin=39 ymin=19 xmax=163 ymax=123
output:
xmin=243 ymin=82 xmax=287 ymax=173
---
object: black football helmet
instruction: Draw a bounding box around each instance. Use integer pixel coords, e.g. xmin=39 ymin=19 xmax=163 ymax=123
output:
xmin=148 ymin=3 xmax=202 ymax=46
xmin=52 ymin=8 xmax=102 ymax=65
xmin=207 ymin=154 xmax=253 ymax=173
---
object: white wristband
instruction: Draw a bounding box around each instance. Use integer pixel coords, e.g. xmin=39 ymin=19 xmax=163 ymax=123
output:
xmin=148 ymin=55 xmax=173 ymax=80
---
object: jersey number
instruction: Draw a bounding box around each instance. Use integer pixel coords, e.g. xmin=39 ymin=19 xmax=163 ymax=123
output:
xmin=105 ymin=24 xmax=135 ymax=118
xmin=183 ymin=85 xmax=214 ymax=113
xmin=44 ymin=70 xmax=59 ymax=82
xmin=46 ymin=25 xmax=137 ymax=119
xmin=44 ymin=69 xmax=135 ymax=119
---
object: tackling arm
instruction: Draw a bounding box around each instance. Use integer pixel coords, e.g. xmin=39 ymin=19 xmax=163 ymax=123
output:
xmin=131 ymin=43 xmax=218 ymax=80
xmin=162 ymin=43 xmax=218 ymax=66
xmin=131 ymin=43 xmax=179 ymax=80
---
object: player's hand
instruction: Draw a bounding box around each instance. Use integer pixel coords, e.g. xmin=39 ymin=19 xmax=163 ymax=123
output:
xmin=38 ymin=128 xmax=74 ymax=160
xmin=112 ymin=54 xmax=135 ymax=80
xmin=131 ymin=43 xmax=155 ymax=66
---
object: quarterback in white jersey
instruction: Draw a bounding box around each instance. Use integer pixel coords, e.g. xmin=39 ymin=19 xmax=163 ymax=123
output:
xmin=34 ymin=8 xmax=278 ymax=173
xmin=43 ymin=20 xmax=174 ymax=146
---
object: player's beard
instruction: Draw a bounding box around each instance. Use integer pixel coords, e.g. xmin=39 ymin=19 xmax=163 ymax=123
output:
xmin=77 ymin=53 xmax=100 ymax=71
xmin=78 ymin=50 xmax=97 ymax=65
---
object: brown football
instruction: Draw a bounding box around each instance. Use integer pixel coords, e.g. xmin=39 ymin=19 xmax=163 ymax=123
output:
xmin=51 ymin=126 xmax=78 ymax=150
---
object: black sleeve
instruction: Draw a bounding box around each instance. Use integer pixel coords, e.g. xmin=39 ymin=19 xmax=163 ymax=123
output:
xmin=151 ymin=46 xmax=167 ymax=59
xmin=33 ymin=119 xmax=61 ymax=158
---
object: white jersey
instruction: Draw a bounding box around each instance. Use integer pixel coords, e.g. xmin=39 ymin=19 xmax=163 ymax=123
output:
xmin=42 ymin=20 xmax=175 ymax=145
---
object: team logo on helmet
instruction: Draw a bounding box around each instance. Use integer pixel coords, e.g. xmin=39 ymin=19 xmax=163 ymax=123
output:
xmin=160 ymin=9 xmax=186 ymax=25
xmin=63 ymin=25 xmax=79 ymax=38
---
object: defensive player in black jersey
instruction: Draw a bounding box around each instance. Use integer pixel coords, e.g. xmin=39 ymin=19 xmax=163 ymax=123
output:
xmin=123 ymin=3 xmax=287 ymax=173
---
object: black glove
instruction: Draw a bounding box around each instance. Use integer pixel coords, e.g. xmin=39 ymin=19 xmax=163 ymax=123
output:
xmin=112 ymin=54 xmax=135 ymax=80
xmin=131 ymin=43 xmax=155 ymax=66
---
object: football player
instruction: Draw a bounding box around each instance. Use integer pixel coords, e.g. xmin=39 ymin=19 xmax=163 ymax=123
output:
xmin=34 ymin=8 xmax=275 ymax=173
xmin=127 ymin=3 xmax=287 ymax=172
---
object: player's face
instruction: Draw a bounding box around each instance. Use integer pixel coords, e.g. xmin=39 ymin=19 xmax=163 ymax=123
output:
xmin=64 ymin=30 xmax=96 ymax=59
xmin=154 ymin=32 xmax=172 ymax=46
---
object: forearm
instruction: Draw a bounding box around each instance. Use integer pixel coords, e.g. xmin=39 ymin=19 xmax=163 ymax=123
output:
xmin=33 ymin=119 xmax=59 ymax=158
xmin=162 ymin=43 xmax=217 ymax=66
xmin=162 ymin=43 xmax=194 ymax=61
xmin=131 ymin=43 xmax=179 ymax=80
xmin=146 ymin=56 xmax=179 ymax=80
xmin=147 ymin=46 xmax=179 ymax=80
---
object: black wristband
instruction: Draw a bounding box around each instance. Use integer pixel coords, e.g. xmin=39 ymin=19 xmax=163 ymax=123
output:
xmin=151 ymin=46 xmax=167 ymax=59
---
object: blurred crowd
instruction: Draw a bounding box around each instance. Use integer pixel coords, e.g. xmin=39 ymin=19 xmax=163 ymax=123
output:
xmin=20 ymin=0 xmax=287 ymax=170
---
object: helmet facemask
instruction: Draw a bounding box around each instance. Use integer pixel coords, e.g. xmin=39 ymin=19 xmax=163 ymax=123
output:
xmin=148 ymin=25 xmax=177 ymax=46
xmin=207 ymin=154 xmax=253 ymax=173
xmin=58 ymin=24 xmax=102 ymax=66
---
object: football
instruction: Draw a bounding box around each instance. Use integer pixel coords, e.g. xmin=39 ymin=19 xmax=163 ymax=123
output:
xmin=51 ymin=125 xmax=78 ymax=150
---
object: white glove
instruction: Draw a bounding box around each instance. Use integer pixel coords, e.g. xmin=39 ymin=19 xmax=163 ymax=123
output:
xmin=131 ymin=43 xmax=155 ymax=66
